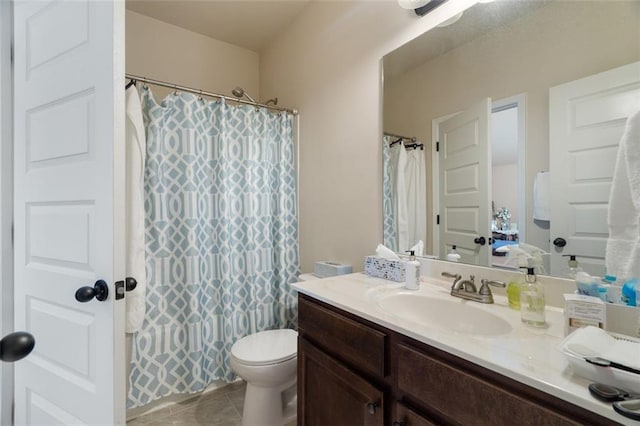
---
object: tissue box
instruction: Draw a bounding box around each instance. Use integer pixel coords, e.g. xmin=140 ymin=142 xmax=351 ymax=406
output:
xmin=564 ymin=294 xmax=606 ymax=336
xmin=313 ymin=261 xmax=352 ymax=278
xmin=364 ymin=256 xmax=405 ymax=282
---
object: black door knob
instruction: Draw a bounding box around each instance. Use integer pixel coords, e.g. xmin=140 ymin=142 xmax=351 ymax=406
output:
xmin=553 ymin=237 xmax=567 ymax=248
xmin=125 ymin=277 xmax=137 ymax=292
xmin=0 ymin=331 xmax=35 ymax=362
xmin=75 ymin=280 xmax=109 ymax=302
xmin=474 ymin=236 xmax=487 ymax=246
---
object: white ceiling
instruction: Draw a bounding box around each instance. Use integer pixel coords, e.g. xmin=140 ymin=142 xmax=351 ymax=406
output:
xmin=126 ymin=0 xmax=312 ymax=52
xmin=384 ymin=0 xmax=550 ymax=79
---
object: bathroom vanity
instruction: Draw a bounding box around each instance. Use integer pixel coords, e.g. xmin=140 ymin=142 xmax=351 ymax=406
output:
xmin=292 ymin=273 xmax=630 ymax=425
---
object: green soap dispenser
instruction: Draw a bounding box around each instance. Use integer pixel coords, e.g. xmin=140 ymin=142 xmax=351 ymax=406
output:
xmin=520 ymin=267 xmax=546 ymax=327
xmin=506 ymin=260 xmax=529 ymax=310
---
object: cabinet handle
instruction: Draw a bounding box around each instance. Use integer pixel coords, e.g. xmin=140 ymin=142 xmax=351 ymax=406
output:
xmin=393 ymin=422 xmax=405 ymax=426
xmin=366 ymin=402 xmax=378 ymax=415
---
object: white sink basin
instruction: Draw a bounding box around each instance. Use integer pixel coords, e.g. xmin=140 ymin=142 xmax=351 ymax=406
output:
xmin=376 ymin=293 xmax=513 ymax=336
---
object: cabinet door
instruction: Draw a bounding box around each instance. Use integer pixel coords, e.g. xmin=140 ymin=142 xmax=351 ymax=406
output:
xmin=393 ymin=402 xmax=438 ymax=426
xmin=299 ymin=338 xmax=384 ymax=426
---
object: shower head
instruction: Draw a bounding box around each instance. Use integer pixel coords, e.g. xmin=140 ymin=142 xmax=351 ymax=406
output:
xmin=265 ymin=97 xmax=278 ymax=106
xmin=231 ymin=86 xmax=256 ymax=103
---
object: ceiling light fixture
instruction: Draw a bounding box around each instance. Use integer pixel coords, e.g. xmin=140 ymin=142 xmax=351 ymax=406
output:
xmin=397 ymin=0 xmax=431 ymax=10
xmin=405 ymin=0 xmax=448 ymax=17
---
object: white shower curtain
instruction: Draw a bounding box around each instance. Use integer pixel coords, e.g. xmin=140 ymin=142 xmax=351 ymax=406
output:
xmin=389 ymin=143 xmax=408 ymax=252
xmin=382 ymin=138 xmax=427 ymax=253
xmin=405 ymin=148 xmax=426 ymax=250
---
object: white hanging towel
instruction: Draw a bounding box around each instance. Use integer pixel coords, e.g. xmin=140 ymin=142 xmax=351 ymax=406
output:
xmin=125 ymin=86 xmax=147 ymax=333
xmin=606 ymin=110 xmax=640 ymax=280
xmin=405 ymin=148 xmax=426 ymax=249
xmin=389 ymin=144 xmax=409 ymax=252
xmin=532 ymin=171 xmax=550 ymax=221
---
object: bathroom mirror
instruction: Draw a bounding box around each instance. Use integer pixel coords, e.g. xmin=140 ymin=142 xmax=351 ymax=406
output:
xmin=382 ymin=0 xmax=640 ymax=278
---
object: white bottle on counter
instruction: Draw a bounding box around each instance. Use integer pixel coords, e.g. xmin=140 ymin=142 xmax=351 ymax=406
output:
xmin=446 ymin=245 xmax=461 ymax=262
xmin=404 ymin=250 xmax=420 ymax=291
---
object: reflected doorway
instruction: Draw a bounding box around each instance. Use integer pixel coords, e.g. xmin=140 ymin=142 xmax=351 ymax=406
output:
xmin=432 ymin=94 xmax=525 ymax=266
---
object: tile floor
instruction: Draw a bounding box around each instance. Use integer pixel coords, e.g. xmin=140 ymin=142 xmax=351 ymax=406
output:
xmin=127 ymin=381 xmax=296 ymax=426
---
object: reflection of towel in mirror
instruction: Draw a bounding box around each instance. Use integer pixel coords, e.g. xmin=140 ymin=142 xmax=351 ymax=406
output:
xmin=606 ymin=110 xmax=640 ymax=280
xmin=532 ymin=171 xmax=550 ymax=221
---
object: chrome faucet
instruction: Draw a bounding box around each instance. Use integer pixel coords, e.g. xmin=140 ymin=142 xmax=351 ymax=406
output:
xmin=441 ymin=272 xmax=505 ymax=304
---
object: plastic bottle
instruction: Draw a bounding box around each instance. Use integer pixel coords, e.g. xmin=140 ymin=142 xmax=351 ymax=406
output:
xmin=506 ymin=254 xmax=529 ymax=310
xmin=520 ymin=267 xmax=546 ymax=327
xmin=621 ymin=278 xmax=638 ymax=306
xmin=404 ymin=250 xmax=420 ymax=291
xmin=575 ymin=271 xmax=599 ymax=297
xmin=446 ymin=245 xmax=461 ymax=262
xmin=563 ymin=255 xmax=583 ymax=279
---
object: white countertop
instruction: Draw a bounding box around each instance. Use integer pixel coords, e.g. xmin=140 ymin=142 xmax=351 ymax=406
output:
xmin=291 ymin=272 xmax=634 ymax=425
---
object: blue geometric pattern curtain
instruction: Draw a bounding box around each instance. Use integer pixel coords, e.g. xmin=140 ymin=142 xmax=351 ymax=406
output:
xmin=127 ymin=87 xmax=300 ymax=408
xmin=382 ymin=136 xmax=397 ymax=251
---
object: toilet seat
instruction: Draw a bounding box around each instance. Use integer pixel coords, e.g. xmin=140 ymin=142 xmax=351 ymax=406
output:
xmin=231 ymin=329 xmax=297 ymax=366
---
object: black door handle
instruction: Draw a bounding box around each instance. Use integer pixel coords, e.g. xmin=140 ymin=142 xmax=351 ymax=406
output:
xmin=474 ymin=236 xmax=486 ymax=246
xmin=0 ymin=331 xmax=35 ymax=362
xmin=125 ymin=277 xmax=137 ymax=292
xmin=75 ymin=280 xmax=109 ymax=302
xmin=553 ymin=237 xmax=567 ymax=248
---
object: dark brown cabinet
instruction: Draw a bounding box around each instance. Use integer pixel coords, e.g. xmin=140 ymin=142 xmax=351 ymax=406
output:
xmin=297 ymin=294 xmax=618 ymax=426
xmin=298 ymin=338 xmax=384 ymax=426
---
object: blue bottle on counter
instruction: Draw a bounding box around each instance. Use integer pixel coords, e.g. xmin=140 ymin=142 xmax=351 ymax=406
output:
xmin=621 ymin=278 xmax=638 ymax=306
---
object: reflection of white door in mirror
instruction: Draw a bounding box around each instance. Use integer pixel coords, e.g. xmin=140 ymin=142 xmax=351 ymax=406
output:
xmin=549 ymin=61 xmax=640 ymax=278
xmin=437 ymin=98 xmax=491 ymax=266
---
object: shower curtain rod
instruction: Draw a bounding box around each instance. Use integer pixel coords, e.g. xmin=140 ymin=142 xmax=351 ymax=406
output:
xmin=125 ymin=74 xmax=298 ymax=115
xmin=384 ymin=132 xmax=416 ymax=142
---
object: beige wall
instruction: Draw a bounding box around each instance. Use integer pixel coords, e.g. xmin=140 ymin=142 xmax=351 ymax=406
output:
xmin=259 ymin=1 xmax=476 ymax=273
xmin=126 ymin=10 xmax=259 ymax=101
xmin=384 ymin=1 xmax=640 ymax=255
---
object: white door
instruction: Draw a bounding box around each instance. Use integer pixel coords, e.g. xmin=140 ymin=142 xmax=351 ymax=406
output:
xmin=438 ymin=98 xmax=492 ymax=266
xmin=13 ymin=1 xmax=125 ymax=424
xmin=0 ymin=1 xmax=13 ymax=424
xmin=549 ymin=61 xmax=640 ymax=277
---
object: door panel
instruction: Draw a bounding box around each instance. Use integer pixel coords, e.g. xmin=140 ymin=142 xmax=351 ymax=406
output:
xmin=13 ymin=0 xmax=125 ymax=424
xmin=438 ymin=98 xmax=491 ymax=266
xmin=549 ymin=61 xmax=640 ymax=276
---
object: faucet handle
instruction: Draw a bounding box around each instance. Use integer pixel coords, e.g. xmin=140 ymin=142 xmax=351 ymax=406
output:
xmin=479 ymin=279 xmax=506 ymax=295
xmin=442 ymin=272 xmax=461 ymax=279
xmin=441 ymin=272 xmax=462 ymax=288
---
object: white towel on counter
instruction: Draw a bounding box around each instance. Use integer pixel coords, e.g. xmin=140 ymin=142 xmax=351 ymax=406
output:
xmin=562 ymin=326 xmax=640 ymax=371
xmin=532 ymin=171 xmax=550 ymax=221
xmin=606 ymin=109 xmax=640 ymax=280
xmin=125 ymin=86 xmax=147 ymax=333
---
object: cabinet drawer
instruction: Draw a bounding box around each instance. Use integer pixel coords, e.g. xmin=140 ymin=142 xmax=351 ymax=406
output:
xmin=298 ymin=295 xmax=386 ymax=378
xmin=396 ymin=343 xmax=583 ymax=426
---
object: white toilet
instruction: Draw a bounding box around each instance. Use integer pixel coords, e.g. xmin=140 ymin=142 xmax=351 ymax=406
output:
xmin=230 ymin=328 xmax=298 ymax=426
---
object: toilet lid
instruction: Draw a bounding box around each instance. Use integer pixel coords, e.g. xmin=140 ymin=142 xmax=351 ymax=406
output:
xmin=231 ymin=329 xmax=298 ymax=366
